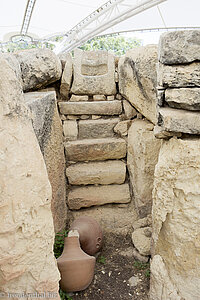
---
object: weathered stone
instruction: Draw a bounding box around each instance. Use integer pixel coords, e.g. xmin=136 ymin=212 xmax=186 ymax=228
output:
xmin=128 ymin=275 xmax=141 ymax=287
xmin=119 ymin=45 xmax=158 ymax=124
xmin=107 ymin=95 xmax=115 ymax=101
xmin=132 ymin=227 xmax=151 ymax=256
xmin=127 ymin=119 xmax=161 ymax=217
xmin=2 ymin=53 xmax=23 ymax=87
xmin=80 ymin=114 xmax=90 ymax=120
xmin=157 ymin=89 xmax=165 ymax=106
xmin=153 ymin=125 xmax=182 ymax=139
xmin=116 ymin=93 xmax=122 ymax=100
xmin=24 ymin=91 xmax=67 ymax=233
xmin=68 ymin=184 xmax=131 ymax=209
xmin=158 ymin=107 xmax=200 ymax=134
xmin=115 ymin=71 xmax=119 ymax=82
xmin=67 ymin=115 xmax=79 ymax=120
xmin=165 ymin=87 xmax=200 ymax=110
xmin=92 ymin=115 xmax=101 ymax=120
xmin=78 ymin=118 xmax=119 ymax=139
xmin=114 ymin=120 xmax=132 ymax=136
xmin=71 ymin=49 xmax=116 ymax=95
xmin=123 ymin=100 xmax=137 ymax=119
xmin=60 ymin=53 xmax=73 ymax=100
xmin=150 ymin=255 xmax=182 ymax=300
xmin=66 ymin=160 xmax=126 ymax=185
xmin=69 ymin=200 xmax=137 ymax=235
xmin=132 ymin=215 xmax=152 ymax=230
xmin=63 ymin=120 xmax=78 ymax=141
xmin=151 ymin=137 xmax=200 ymax=299
xmin=0 ymin=57 xmax=60 ymax=296
xmin=158 ymin=30 xmax=200 ymax=65
xmin=132 ymin=248 xmax=149 ymax=263
xmin=65 ymin=138 xmax=126 ymax=162
xmin=157 ymin=62 xmax=200 ymax=87
xmin=69 ymin=94 xmax=88 ymax=102
xmin=59 ymin=101 xmax=122 ymax=115
xmin=14 ymin=48 xmax=62 ymax=92
xmin=93 ymin=95 xmax=106 ymax=101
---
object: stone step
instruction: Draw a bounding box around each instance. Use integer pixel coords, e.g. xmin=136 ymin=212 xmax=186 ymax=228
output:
xmin=58 ymin=100 xmax=122 ymax=115
xmin=66 ymin=160 xmax=126 ymax=185
xmin=65 ymin=138 xmax=126 ymax=162
xmin=78 ymin=118 xmax=120 ymax=139
xmin=67 ymin=183 xmax=131 ymax=210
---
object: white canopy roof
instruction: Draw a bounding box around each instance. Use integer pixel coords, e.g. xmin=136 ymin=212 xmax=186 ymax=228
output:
xmin=1 ymin=0 xmax=199 ymax=46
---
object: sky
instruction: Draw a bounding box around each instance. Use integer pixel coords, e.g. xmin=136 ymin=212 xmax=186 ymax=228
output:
xmin=0 ymin=0 xmax=199 ymax=46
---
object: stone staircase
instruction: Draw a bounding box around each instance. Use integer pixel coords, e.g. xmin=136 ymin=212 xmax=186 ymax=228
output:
xmin=58 ymin=96 xmax=131 ymax=211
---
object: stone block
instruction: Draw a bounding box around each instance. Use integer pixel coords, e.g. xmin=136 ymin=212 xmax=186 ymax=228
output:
xmin=157 ymin=62 xmax=200 ymax=88
xmin=165 ymin=88 xmax=200 ymax=110
xmin=123 ymin=100 xmax=137 ymax=119
xmin=151 ymin=137 xmax=200 ymax=299
xmin=127 ymin=119 xmax=161 ymax=217
xmin=24 ymin=91 xmax=67 ymax=233
xmin=71 ymin=49 xmax=116 ymax=95
xmin=158 ymin=107 xmax=200 ymax=134
xmin=67 ymin=184 xmax=131 ymax=209
xmin=158 ymin=30 xmax=200 ymax=65
xmin=63 ymin=120 xmax=78 ymax=141
xmin=14 ymin=48 xmax=62 ymax=92
xmin=78 ymin=118 xmax=119 ymax=139
xmin=60 ymin=53 xmax=73 ymax=100
xmin=66 ymin=160 xmax=126 ymax=185
xmin=114 ymin=120 xmax=132 ymax=136
xmin=153 ymin=125 xmax=182 ymax=139
xmin=119 ymin=45 xmax=158 ymax=124
xmin=93 ymin=95 xmax=106 ymax=101
xmin=107 ymin=95 xmax=115 ymax=100
xmin=65 ymin=138 xmax=126 ymax=162
xmin=58 ymin=100 xmax=122 ymax=115
xmin=69 ymin=94 xmax=89 ymax=102
xmin=132 ymin=227 xmax=151 ymax=256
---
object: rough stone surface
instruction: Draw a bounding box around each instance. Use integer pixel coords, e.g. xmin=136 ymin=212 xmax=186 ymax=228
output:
xmin=78 ymin=118 xmax=119 ymax=139
xmin=132 ymin=248 xmax=149 ymax=263
xmin=157 ymin=62 xmax=200 ymax=87
xmin=59 ymin=101 xmax=122 ymax=115
xmin=165 ymin=87 xmax=200 ymax=110
xmin=2 ymin=53 xmax=23 ymax=87
xmin=0 ymin=57 xmax=60 ymax=296
xmin=151 ymin=137 xmax=200 ymax=300
xmin=158 ymin=30 xmax=200 ymax=65
xmin=65 ymin=138 xmax=126 ymax=162
xmin=71 ymin=49 xmax=116 ymax=95
xmin=132 ymin=215 xmax=152 ymax=230
xmin=114 ymin=120 xmax=132 ymax=136
xmin=69 ymin=201 xmax=137 ymax=235
xmin=107 ymin=95 xmax=115 ymax=101
xmin=128 ymin=276 xmax=141 ymax=287
xmin=132 ymin=227 xmax=151 ymax=256
xmin=158 ymin=107 xmax=200 ymax=134
xmin=66 ymin=160 xmax=126 ymax=185
xmin=63 ymin=120 xmax=78 ymax=141
xmin=68 ymin=184 xmax=131 ymax=209
xmin=69 ymin=95 xmax=88 ymax=102
xmin=24 ymin=91 xmax=67 ymax=233
xmin=127 ymin=119 xmax=161 ymax=217
xmin=60 ymin=53 xmax=73 ymax=100
xmin=153 ymin=125 xmax=182 ymax=139
xmin=93 ymin=95 xmax=106 ymax=101
xmin=119 ymin=45 xmax=158 ymax=124
xmin=14 ymin=49 xmax=62 ymax=92
xmin=123 ymin=100 xmax=137 ymax=119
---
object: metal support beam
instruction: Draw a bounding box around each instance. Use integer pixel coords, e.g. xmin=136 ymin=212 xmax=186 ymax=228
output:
xmin=20 ymin=0 xmax=37 ymax=36
xmin=54 ymin=0 xmax=167 ymax=54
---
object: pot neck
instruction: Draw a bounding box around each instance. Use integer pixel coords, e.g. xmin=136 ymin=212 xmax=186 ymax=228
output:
xmin=64 ymin=236 xmax=80 ymax=247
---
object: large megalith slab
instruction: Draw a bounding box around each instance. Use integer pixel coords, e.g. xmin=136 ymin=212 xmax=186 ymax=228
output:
xmin=119 ymin=45 xmax=158 ymax=124
xmin=14 ymin=48 xmax=62 ymax=92
xmin=0 ymin=56 xmax=60 ymax=297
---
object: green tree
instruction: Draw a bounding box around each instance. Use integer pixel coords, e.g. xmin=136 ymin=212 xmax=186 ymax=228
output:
xmin=79 ymin=35 xmax=142 ymax=56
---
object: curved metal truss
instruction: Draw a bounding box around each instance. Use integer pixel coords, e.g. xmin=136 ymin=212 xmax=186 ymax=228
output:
xmin=53 ymin=0 xmax=167 ymax=54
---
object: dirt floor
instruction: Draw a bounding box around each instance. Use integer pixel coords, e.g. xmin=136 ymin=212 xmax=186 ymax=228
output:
xmin=61 ymin=233 xmax=150 ymax=300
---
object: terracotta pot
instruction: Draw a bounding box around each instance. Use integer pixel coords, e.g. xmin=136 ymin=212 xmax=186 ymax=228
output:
xmin=70 ymin=216 xmax=103 ymax=255
xmin=57 ymin=236 xmax=95 ymax=292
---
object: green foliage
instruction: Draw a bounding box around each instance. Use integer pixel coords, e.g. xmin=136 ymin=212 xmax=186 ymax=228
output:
xmin=97 ymin=255 xmax=106 ymax=264
xmin=53 ymin=229 xmax=68 ymax=259
xmin=133 ymin=260 xmax=150 ymax=277
xmin=59 ymin=289 xmax=73 ymax=300
xmin=79 ymin=35 xmax=142 ymax=56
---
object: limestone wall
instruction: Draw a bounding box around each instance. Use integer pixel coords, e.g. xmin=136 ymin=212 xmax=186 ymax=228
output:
xmin=150 ymin=30 xmax=200 ymax=300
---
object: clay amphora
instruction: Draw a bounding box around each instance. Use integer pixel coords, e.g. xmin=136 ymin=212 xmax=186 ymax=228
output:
xmin=70 ymin=216 xmax=103 ymax=255
xmin=57 ymin=236 xmax=96 ymax=292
